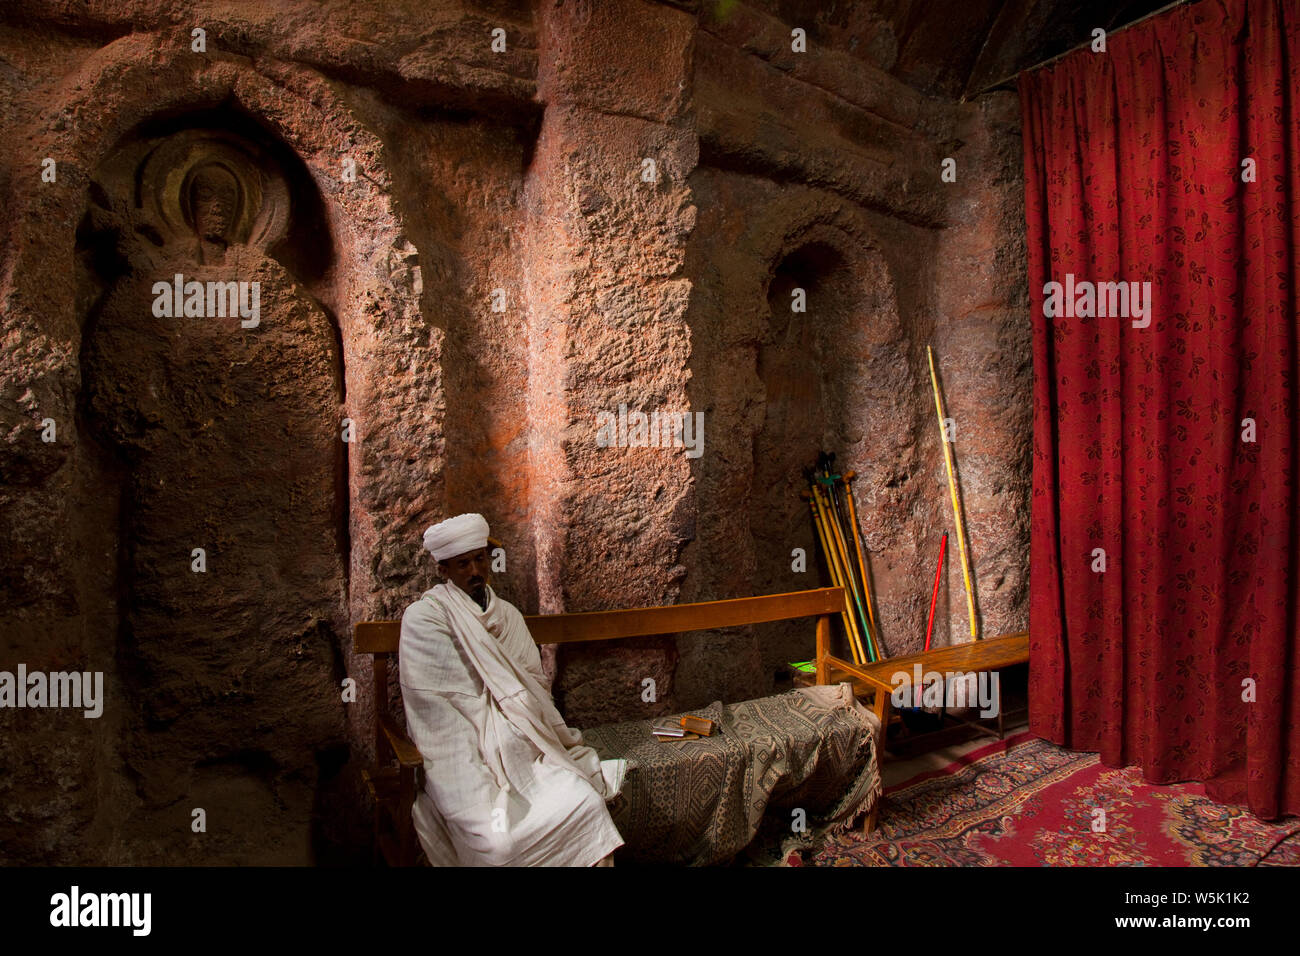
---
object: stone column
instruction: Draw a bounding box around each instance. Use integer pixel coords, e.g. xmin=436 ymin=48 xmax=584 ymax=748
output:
xmin=520 ymin=0 xmax=699 ymax=725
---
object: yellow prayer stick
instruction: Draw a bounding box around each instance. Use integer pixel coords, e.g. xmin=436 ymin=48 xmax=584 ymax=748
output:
xmin=807 ymin=489 xmax=866 ymax=665
xmin=804 ymin=492 xmax=855 ymax=663
xmin=820 ymin=483 xmax=876 ymax=662
xmin=927 ymin=346 xmax=979 ymax=641
xmin=841 ymin=471 xmax=878 ymax=641
xmin=821 ymin=486 xmax=873 ymax=665
xmin=817 ymin=488 xmax=868 ymax=665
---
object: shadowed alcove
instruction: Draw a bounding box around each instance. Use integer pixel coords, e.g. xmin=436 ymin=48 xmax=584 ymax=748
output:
xmin=752 ymin=241 xmax=853 ymax=673
xmin=75 ymin=105 xmax=352 ymax=864
xmin=749 ymin=236 xmax=916 ymax=678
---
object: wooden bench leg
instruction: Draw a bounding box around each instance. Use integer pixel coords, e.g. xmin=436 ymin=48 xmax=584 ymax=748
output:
xmin=863 ymin=802 xmax=879 ymax=835
xmin=871 ymin=685 xmax=892 ymax=755
xmin=874 ymin=688 xmax=892 ymax=728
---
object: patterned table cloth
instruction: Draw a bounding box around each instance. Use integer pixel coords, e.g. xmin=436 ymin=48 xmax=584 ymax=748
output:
xmin=584 ymin=682 xmax=881 ymax=866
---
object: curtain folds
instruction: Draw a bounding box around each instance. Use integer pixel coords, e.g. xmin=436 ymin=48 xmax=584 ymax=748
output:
xmin=1022 ymin=0 xmax=1300 ymax=819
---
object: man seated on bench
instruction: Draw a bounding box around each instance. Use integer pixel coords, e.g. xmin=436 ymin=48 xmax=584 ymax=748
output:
xmin=399 ymin=513 xmax=627 ymax=866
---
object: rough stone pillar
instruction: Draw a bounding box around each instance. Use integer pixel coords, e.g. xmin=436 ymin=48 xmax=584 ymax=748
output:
xmin=521 ymin=0 xmax=698 ymax=726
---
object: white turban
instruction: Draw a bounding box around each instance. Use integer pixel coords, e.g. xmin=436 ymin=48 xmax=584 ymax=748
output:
xmin=422 ymin=513 xmax=490 ymax=562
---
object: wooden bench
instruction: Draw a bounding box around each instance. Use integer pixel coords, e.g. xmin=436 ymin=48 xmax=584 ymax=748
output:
xmin=817 ymin=631 xmax=1031 ymax=748
xmin=353 ymin=585 xmax=879 ymax=867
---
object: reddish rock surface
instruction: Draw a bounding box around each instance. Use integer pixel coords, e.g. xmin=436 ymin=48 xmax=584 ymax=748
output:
xmin=0 ymin=0 xmax=1029 ymax=864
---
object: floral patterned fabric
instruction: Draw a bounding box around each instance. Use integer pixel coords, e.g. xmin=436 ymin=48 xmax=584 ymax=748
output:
xmin=1021 ymin=0 xmax=1300 ymax=818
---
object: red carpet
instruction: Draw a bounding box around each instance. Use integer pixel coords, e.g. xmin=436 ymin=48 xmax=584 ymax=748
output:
xmin=792 ymin=732 xmax=1300 ymax=866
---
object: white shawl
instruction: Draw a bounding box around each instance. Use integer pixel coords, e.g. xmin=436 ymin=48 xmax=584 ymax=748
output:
xmin=431 ymin=582 xmax=621 ymax=797
xmin=401 ymin=582 xmax=625 ymax=866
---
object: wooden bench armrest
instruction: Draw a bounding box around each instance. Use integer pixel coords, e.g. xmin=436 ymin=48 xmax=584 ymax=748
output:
xmin=379 ymin=713 xmax=424 ymax=768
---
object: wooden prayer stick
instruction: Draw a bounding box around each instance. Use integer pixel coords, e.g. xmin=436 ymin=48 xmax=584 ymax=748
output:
xmin=815 ymin=454 xmax=876 ymax=661
xmin=817 ymin=487 xmax=869 ymax=665
xmin=927 ymin=346 xmax=978 ymax=641
xmin=816 ymin=482 xmax=874 ymax=663
xmin=841 ymin=470 xmax=879 ymax=650
xmin=832 ymin=474 xmax=878 ymax=662
xmin=805 ymin=492 xmax=864 ymax=665
xmin=813 ymin=487 xmax=868 ymax=665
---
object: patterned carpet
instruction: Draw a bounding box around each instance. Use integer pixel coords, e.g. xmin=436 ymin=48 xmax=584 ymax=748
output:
xmin=758 ymin=731 xmax=1300 ymax=866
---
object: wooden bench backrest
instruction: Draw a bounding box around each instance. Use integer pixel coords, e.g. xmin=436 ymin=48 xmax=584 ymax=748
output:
xmin=354 ymin=586 xmax=843 ymax=769
xmin=353 ymin=586 xmax=845 ymax=654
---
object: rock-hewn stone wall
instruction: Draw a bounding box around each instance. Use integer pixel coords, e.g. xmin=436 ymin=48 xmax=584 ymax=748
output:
xmin=0 ymin=0 xmax=1028 ymax=864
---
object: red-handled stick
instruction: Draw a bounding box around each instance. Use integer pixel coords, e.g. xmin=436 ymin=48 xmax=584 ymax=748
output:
xmin=925 ymin=532 xmax=948 ymax=653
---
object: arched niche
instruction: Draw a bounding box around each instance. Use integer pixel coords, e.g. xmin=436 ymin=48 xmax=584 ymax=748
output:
xmin=75 ymin=107 xmax=350 ymax=864
xmin=3 ymin=44 xmax=433 ymax=864
xmin=751 ymin=233 xmax=907 ymax=675
xmin=758 ymin=241 xmax=849 ymax=463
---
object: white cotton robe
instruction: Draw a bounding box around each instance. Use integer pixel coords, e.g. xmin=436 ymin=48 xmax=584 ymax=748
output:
xmin=399 ymin=581 xmax=626 ymax=867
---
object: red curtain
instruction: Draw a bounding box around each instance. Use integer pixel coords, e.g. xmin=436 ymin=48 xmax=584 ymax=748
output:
xmin=1022 ymin=0 xmax=1300 ymax=819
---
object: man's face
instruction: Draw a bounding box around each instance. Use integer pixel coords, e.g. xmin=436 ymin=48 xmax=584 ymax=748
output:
xmin=439 ymin=547 xmax=491 ymax=604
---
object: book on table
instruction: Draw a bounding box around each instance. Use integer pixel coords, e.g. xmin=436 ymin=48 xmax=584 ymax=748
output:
xmin=651 ymin=715 xmax=716 ymax=741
